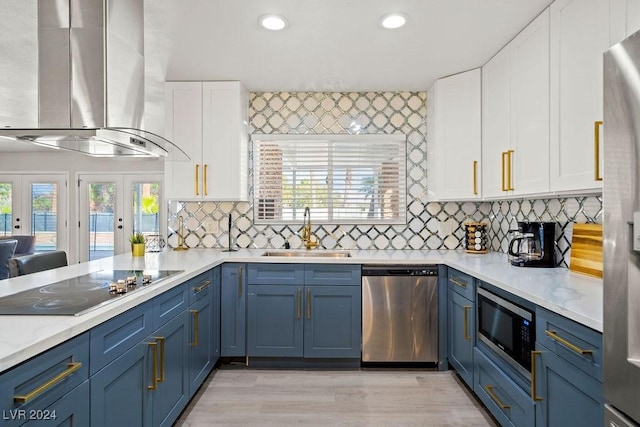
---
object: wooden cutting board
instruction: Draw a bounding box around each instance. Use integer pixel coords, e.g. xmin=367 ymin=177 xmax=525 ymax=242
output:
xmin=569 ymin=223 xmax=603 ymax=278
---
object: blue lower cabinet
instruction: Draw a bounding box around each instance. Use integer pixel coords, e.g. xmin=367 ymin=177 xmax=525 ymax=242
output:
xmin=188 ymin=287 xmax=215 ymax=397
xmin=221 ymin=263 xmax=246 ymax=357
xmin=474 ymin=348 xmax=534 ymax=427
xmin=533 ymin=345 xmax=603 ymax=427
xmin=448 ymin=289 xmax=475 ymax=387
xmin=247 ymin=285 xmax=303 ymax=357
xmin=304 ymin=285 xmax=361 ymax=358
xmin=22 ymin=380 xmax=90 ymax=427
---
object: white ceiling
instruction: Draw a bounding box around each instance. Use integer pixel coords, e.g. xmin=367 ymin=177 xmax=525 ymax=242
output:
xmin=145 ymin=0 xmax=555 ymax=92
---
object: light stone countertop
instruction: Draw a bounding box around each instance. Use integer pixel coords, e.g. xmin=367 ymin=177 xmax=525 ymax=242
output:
xmin=0 ymin=248 xmax=602 ymax=373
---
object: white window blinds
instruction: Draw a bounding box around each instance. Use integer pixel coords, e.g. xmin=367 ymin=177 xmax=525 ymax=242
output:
xmin=252 ymin=134 xmax=407 ymax=224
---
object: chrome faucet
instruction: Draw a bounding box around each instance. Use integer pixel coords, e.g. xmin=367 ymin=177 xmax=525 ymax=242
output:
xmin=302 ymin=207 xmax=318 ymax=250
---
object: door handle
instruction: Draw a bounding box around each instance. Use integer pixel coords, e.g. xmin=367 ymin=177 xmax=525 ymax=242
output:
xmin=155 ymin=337 xmax=165 ymax=383
xmin=195 ymin=164 xmax=200 ymax=196
xmin=463 ymin=305 xmax=471 ymax=340
xmin=13 ymin=362 xmax=82 ymax=403
xmin=203 ymin=164 xmax=208 ymax=196
xmin=14 ymin=225 xmax=20 ymax=229
xmin=594 ymin=121 xmax=603 ymax=181
xmin=306 ymin=289 xmax=311 ymax=320
xmin=147 ymin=341 xmax=158 ymax=390
xmin=237 ymin=266 xmax=243 ymax=298
xmin=507 ymin=150 xmax=514 ymax=191
xmin=473 ymin=160 xmax=478 ymax=195
xmin=531 ymin=350 xmax=543 ymax=401
xmin=190 ymin=310 xmax=199 ymax=347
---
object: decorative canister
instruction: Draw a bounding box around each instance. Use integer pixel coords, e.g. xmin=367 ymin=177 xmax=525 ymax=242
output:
xmin=464 ymin=222 xmax=488 ymax=253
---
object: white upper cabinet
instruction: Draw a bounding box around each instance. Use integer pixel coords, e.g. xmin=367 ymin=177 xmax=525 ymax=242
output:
xmin=549 ymin=0 xmax=609 ymax=193
xmin=610 ymin=0 xmax=640 ymax=46
xmin=164 ymin=81 xmax=248 ymax=201
xmin=482 ymin=9 xmax=550 ymax=199
xmin=427 ymin=69 xmax=482 ymax=201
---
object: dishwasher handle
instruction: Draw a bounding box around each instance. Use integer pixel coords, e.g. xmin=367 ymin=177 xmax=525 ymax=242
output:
xmin=361 ymin=265 xmax=438 ymax=277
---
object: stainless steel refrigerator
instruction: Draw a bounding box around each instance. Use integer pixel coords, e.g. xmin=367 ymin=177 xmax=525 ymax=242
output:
xmin=603 ymin=29 xmax=640 ymax=426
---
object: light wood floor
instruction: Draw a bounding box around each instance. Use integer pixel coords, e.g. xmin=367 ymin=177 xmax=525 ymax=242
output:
xmin=175 ymin=368 xmax=498 ymax=426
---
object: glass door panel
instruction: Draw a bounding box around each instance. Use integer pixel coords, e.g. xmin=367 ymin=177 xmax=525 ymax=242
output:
xmin=29 ymin=182 xmax=59 ymax=252
xmin=129 ymin=181 xmax=161 ymax=238
xmin=88 ymin=182 xmax=117 ymax=261
xmin=0 ymin=178 xmax=18 ymax=236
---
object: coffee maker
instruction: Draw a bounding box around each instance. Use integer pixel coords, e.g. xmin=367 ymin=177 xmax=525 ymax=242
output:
xmin=508 ymin=221 xmax=556 ymax=267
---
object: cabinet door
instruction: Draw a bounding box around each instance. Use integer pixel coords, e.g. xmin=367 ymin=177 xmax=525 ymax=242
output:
xmin=247 ymin=285 xmax=303 ymax=357
xmin=429 ymin=69 xmax=482 ymax=201
xmin=481 ymin=46 xmax=511 ymax=199
xmin=549 ymin=0 xmax=608 ymax=193
xmin=23 ymin=380 xmax=90 ymax=427
xmin=151 ymin=311 xmax=189 ymax=427
xmin=91 ymin=341 xmax=153 ymax=427
xmin=304 ymin=285 xmax=361 ymax=358
xmin=510 ymin=9 xmax=550 ymax=196
xmin=221 ymin=264 xmax=246 ymax=357
xmin=534 ymin=347 xmax=603 ymax=427
xmin=610 ymin=0 xmax=640 ymax=45
xmin=164 ymin=82 xmax=203 ymax=200
xmin=212 ymin=266 xmax=221 ymax=364
xmin=188 ymin=294 xmax=214 ymax=398
xmin=448 ymin=290 xmax=475 ymax=386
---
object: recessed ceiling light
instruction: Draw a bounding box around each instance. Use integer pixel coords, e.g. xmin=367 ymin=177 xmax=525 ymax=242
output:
xmin=379 ymin=13 xmax=408 ymax=29
xmin=259 ymin=14 xmax=289 ymax=31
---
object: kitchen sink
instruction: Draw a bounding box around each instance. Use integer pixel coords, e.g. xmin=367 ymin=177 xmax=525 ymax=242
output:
xmin=260 ymin=250 xmax=352 ymax=258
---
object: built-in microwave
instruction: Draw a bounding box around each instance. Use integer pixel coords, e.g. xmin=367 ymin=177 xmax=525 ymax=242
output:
xmin=477 ymin=286 xmax=534 ymax=378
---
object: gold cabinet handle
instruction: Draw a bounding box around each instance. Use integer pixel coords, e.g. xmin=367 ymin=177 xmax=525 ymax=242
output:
xmin=155 ymin=337 xmax=165 ymax=382
xmin=507 ymin=150 xmax=514 ymax=191
xmin=13 ymin=362 xmax=82 ymax=403
xmin=297 ymin=288 xmax=302 ymax=319
xmin=203 ymin=164 xmax=208 ymax=196
xmin=594 ymin=121 xmax=603 ymax=181
xmin=544 ymin=330 xmax=593 ymax=355
xmin=193 ymin=280 xmax=211 ymax=293
xmin=195 ymin=164 xmax=200 ymax=196
xmin=237 ymin=266 xmax=243 ymax=298
xmin=190 ymin=310 xmax=199 ymax=347
xmin=531 ymin=350 xmax=543 ymax=401
xmin=463 ymin=305 xmax=471 ymax=340
xmin=147 ymin=342 xmax=158 ymax=390
xmin=501 ymin=151 xmax=508 ymax=191
xmin=306 ymin=289 xmax=311 ymax=320
xmin=473 ymin=160 xmax=478 ymax=195
xmin=484 ymin=385 xmax=511 ymax=409
xmin=450 ymin=277 xmax=467 ymax=289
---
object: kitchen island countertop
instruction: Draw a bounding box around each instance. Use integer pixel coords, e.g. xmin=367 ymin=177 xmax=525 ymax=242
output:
xmin=0 ymin=248 xmax=602 ymax=373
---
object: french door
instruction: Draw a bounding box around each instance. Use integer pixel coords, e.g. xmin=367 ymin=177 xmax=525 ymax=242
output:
xmin=78 ymin=173 xmax=164 ymax=262
xmin=0 ymin=174 xmax=68 ymax=252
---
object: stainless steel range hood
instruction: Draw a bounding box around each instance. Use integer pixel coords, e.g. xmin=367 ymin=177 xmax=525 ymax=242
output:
xmin=0 ymin=0 xmax=188 ymax=160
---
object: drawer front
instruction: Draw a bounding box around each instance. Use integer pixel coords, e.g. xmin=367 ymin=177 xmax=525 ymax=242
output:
xmin=153 ymin=282 xmax=188 ymax=329
xmin=536 ymin=307 xmax=602 ymax=381
xmin=447 ymin=268 xmax=475 ymax=300
xmin=0 ymin=333 xmax=89 ymax=427
xmin=90 ymin=301 xmax=153 ymax=374
xmin=22 ymin=379 xmax=90 ymax=427
xmin=474 ymin=348 xmax=534 ymax=427
xmin=187 ymin=270 xmax=214 ymax=305
xmin=247 ymin=263 xmax=304 ymax=285
xmin=304 ymin=264 xmax=361 ymax=286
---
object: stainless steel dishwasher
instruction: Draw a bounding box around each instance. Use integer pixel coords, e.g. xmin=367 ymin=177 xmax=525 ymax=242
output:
xmin=362 ymin=265 xmax=438 ymax=363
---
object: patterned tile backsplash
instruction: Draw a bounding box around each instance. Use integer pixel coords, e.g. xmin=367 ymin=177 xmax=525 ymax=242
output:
xmin=167 ymin=91 xmax=602 ymax=268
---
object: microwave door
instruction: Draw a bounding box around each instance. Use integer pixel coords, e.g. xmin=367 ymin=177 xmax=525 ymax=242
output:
xmin=603 ymin=31 xmax=640 ymax=425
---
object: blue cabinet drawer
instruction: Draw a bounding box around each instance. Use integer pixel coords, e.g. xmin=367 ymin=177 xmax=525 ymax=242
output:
xmin=447 ymin=268 xmax=475 ymax=300
xmin=304 ymin=264 xmax=361 ymax=286
xmin=536 ymin=307 xmax=602 ymax=382
xmin=0 ymin=333 xmax=89 ymax=427
xmin=22 ymin=379 xmax=90 ymax=427
xmin=187 ymin=270 xmax=214 ymax=305
xmin=153 ymin=282 xmax=188 ymax=329
xmin=90 ymin=301 xmax=153 ymax=375
xmin=247 ymin=263 xmax=304 ymax=285
xmin=474 ymin=348 xmax=534 ymax=427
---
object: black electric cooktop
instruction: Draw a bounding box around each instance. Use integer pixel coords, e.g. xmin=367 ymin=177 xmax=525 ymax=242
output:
xmin=0 ymin=270 xmax=183 ymax=316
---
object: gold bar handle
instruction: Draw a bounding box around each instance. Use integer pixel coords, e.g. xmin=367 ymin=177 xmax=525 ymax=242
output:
xmin=13 ymin=362 xmax=82 ymax=403
xmin=306 ymin=289 xmax=311 ymax=320
xmin=501 ymin=151 xmax=508 ymax=191
xmin=594 ymin=121 xmax=603 ymax=181
xmin=484 ymin=385 xmax=511 ymax=409
xmin=190 ymin=310 xmax=199 ymax=347
xmin=195 ymin=164 xmax=200 ymax=196
xmin=155 ymin=337 xmax=165 ymax=382
xmin=193 ymin=280 xmax=211 ymax=293
xmin=203 ymin=164 xmax=208 ymax=195
xmin=147 ymin=342 xmax=158 ymax=390
xmin=507 ymin=150 xmax=514 ymax=191
xmin=450 ymin=277 xmax=467 ymax=289
xmin=531 ymin=350 xmax=543 ymax=401
xmin=297 ymin=288 xmax=302 ymax=319
xmin=544 ymin=330 xmax=593 ymax=355
xmin=237 ymin=266 xmax=243 ymax=298
xmin=473 ymin=160 xmax=478 ymax=195
xmin=463 ymin=305 xmax=471 ymax=340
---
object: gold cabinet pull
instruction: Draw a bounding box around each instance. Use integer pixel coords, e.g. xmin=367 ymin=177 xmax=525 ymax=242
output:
xmin=13 ymin=362 xmax=82 ymax=403
xmin=297 ymin=288 xmax=302 ymax=319
xmin=501 ymin=151 xmax=508 ymax=191
xmin=473 ymin=160 xmax=478 ymax=195
xmin=155 ymin=337 xmax=165 ymax=382
xmin=195 ymin=164 xmax=200 ymax=196
xmin=450 ymin=277 xmax=467 ymax=289
xmin=193 ymin=280 xmax=211 ymax=293
xmin=203 ymin=164 xmax=208 ymax=195
xmin=237 ymin=266 xmax=243 ymax=298
xmin=147 ymin=342 xmax=158 ymax=390
xmin=484 ymin=385 xmax=511 ymax=409
xmin=306 ymin=289 xmax=311 ymax=320
xmin=594 ymin=121 xmax=603 ymax=181
xmin=463 ymin=305 xmax=471 ymax=340
xmin=531 ymin=350 xmax=543 ymax=401
xmin=190 ymin=310 xmax=199 ymax=347
xmin=507 ymin=150 xmax=514 ymax=191
xmin=544 ymin=330 xmax=593 ymax=355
